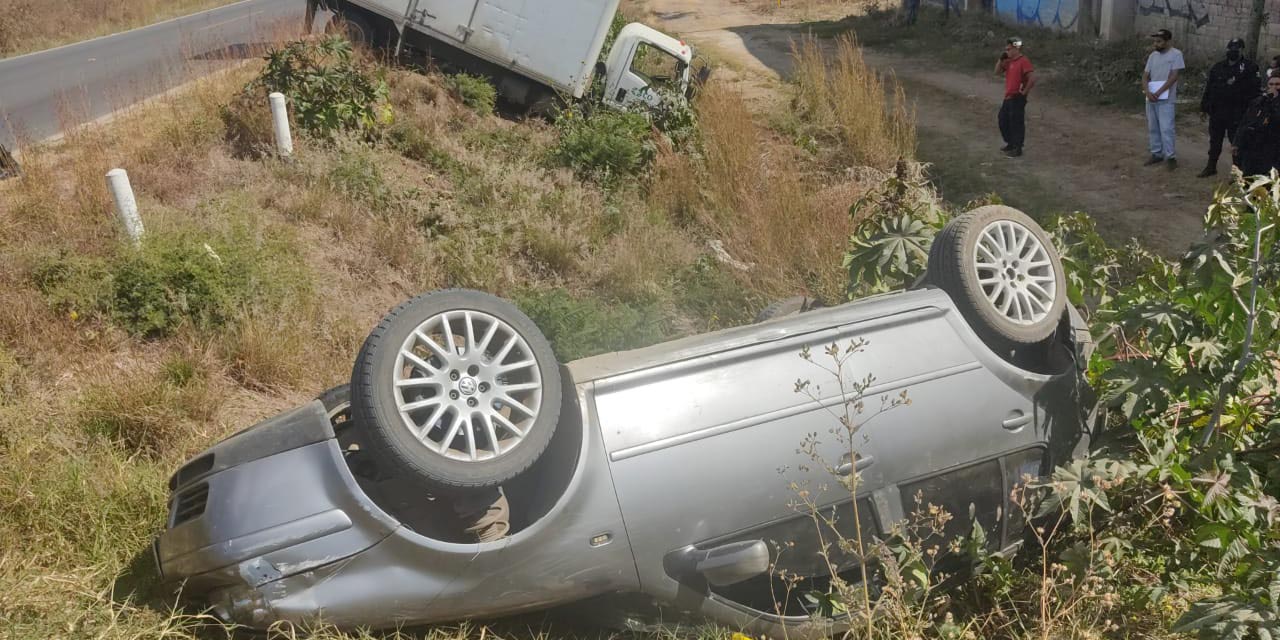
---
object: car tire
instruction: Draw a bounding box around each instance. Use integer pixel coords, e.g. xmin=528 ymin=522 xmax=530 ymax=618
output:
xmin=754 ymin=296 xmax=823 ymax=323
xmin=927 ymin=205 xmax=1067 ymax=350
xmin=351 ymin=289 xmax=562 ymax=494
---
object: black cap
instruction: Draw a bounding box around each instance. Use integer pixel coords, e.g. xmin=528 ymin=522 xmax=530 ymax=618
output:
xmin=1227 ymin=38 xmax=1245 ymax=50
xmin=1007 ymin=36 xmax=1023 ymax=47
xmin=1150 ymin=29 xmax=1173 ymax=40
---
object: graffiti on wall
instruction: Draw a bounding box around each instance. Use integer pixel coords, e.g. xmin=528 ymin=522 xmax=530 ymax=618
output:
xmin=1136 ymin=0 xmax=1211 ymax=28
xmin=994 ymin=0 xmax=1080 ymax=30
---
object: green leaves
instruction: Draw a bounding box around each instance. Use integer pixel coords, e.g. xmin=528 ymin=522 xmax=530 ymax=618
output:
xmin=1173 ymin=590 xmax=1280 ymax=640
xmin=843 ymin=166 xmax=946 ymax=296
xmin=249 ymin=35 xmax=391 ymax=140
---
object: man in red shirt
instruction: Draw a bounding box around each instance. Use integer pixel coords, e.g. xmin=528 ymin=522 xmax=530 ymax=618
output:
xmin=995 ymin=37 xmax=1036 ymax=158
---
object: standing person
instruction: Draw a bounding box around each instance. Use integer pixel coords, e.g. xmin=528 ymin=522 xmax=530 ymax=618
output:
xmin=995 ymin=36 xmax=1036 ymax=158
xmin=1198 ymin=38 xmax=1260 ymax=177
xmin=903 ymin=0 xmax=921 ymax=25
xmin=1233 ymin=74 xmax=1280 ymax=176
xmin=1142 ymin=29 xmax=1186 ymax=170
xmin=942 ymin=0 xmax=962 ymax=21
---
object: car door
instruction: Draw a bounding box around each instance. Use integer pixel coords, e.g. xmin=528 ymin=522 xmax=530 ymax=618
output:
xmin=591 ymin=294 xmax=1020 ymax=618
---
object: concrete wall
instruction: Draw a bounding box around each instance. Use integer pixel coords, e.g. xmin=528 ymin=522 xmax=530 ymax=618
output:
xmin=992 ymin=0 xmax=1085 ymax=32
xmin=1131 ymin=0 xmax=1280 ymax=61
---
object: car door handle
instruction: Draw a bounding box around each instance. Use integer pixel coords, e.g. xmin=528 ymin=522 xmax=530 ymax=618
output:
xmin=1003 ymin=410 xmax=1032 ymax=431
xmin=836 ymin=455 xmax=874 ymax=476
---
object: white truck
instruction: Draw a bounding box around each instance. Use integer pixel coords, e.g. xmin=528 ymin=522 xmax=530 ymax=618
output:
xmin=310 ymin=0 xmax=698 ymax=112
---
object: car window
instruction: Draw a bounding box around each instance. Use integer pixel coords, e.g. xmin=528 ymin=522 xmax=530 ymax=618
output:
xmin=899 ymin=459 xmax=1004 ymax=560
xmin=630 ymin=43 xmax=683 ymax=91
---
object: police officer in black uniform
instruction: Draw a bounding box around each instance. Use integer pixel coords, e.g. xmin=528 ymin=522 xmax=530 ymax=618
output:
xmin=1234 ymin=73 xmax=1280 ymax=176
xmin=1199 ymin=38 xmax=1260 ymax=178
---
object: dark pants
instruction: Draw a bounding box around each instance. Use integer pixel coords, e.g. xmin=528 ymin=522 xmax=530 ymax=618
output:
xmin=999 ymin=95 xmax=1027 ymax=150
xmin=1207 ymin=110 xmax=1243 ymax=167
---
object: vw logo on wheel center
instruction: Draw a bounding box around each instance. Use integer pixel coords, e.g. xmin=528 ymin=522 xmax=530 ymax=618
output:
xmin=457 ymin=377 xmax=479 ymax=396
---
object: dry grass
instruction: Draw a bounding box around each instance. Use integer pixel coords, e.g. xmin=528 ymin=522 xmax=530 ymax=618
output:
xmin=649 ymin=81 xmax=856 ymax=304
xmin=0 ymin=0 xmax=240 ymax=57
xmin=790 ymin=34 xmax=916 ymax=171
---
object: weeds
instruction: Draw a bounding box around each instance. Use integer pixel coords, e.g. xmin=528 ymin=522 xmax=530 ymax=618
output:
xmin=516 ymin=288 xmax=668 ymax=361
xmin=791 ymin=34 xmax=916 ymax=171
xmin=446 ymin=73 xmax=498 ymax=115
xmin=553 ymin=107 xmax=655 ymax=181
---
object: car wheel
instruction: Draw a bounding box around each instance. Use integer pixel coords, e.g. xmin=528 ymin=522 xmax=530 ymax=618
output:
xmin=928 ymin=205 xmax=1067 ymax=349
xmin=754 ymin=296 xmax=823 ymax=323
xmin=351 ymin=289 xmax=562 ymax=494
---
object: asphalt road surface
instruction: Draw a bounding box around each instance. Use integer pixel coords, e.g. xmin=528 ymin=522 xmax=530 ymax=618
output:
xmin=0 ymin=0 xmax=317 ymax=151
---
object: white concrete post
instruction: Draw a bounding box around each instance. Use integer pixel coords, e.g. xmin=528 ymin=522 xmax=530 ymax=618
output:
xmin=269 ymin=92 xmax=294 ymax=157
xmin=105 ymin=168 xmax=144 ymax=245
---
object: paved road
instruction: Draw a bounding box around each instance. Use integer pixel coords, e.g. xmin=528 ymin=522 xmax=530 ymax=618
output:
xmin=0 ymin=0 xmax=317 ymax=151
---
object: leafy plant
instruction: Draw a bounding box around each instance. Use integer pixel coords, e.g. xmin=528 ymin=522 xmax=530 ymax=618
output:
xmin=230 ymin=35 xmax=391 ymax=142
xmin=1035 ymin=173 xmax=1280 ymax=639
xmin=446 ymin=73 xmax=497 ymax=115
xmin=552 ymin=107 xmax=655 ymax=181
xmin=843 ymin=161 xmax=947 ymax=296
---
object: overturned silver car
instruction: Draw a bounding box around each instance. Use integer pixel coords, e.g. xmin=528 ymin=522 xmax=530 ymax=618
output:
xmin=154 ymin=206 xmax=1096 ymax=636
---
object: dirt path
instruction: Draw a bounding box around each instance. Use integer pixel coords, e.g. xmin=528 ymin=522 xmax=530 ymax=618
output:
xmin=637 ymin=0 xmax=1212 ymax=255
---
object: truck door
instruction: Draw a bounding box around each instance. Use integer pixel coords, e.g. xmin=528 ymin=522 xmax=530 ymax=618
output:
xmin=407 ymin=0 xmax=480 ymax=44
xmin=609 ymin=41 xmax=688 ymax=108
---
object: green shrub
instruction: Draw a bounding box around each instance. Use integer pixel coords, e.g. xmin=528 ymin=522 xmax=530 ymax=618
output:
xmin=516 ymin=288 xmax=668 ymax=361
xmin=553 ymin=108 xmax=655 ymax=181
xmin=843 ymin=163 xmax=948 ymax=297
xmin=227 ymin=35 xmax=391 ymax=145
xmin=327 ymin=146 xmax=393 ymax=207
xmin=388 ymin=121 xmax=467 ymax=176
xmin=29 ymin=250 xmax=111 ymax=317
xmin=446 ymin=73 xmax=497 ymax=115
xmin=31 ymin=207 xmax=310 ymax=338
xmin=674 ymin=256 xmax=757 ymax=329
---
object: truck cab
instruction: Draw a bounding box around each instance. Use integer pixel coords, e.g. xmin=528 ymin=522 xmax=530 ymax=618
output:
xmin=600 ymin=23 xmax=694 ymax=109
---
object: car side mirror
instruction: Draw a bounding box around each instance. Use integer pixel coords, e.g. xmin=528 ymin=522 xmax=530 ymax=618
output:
xmin=664 ymin=540 xmax=769 ymax=587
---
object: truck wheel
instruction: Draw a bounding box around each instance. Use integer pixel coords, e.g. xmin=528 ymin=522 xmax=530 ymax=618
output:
xmin=325 ymin=11 xmax=388 ymax=50
xmin=927 ymin=206 xmax=1066 ymax=350
xmin=351 ymin=289 xmax=562 ymax=494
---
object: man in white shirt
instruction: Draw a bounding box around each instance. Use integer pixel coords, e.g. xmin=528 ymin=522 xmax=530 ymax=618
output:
xmin=1142 ymin=29 xmax=1186 ymax=170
